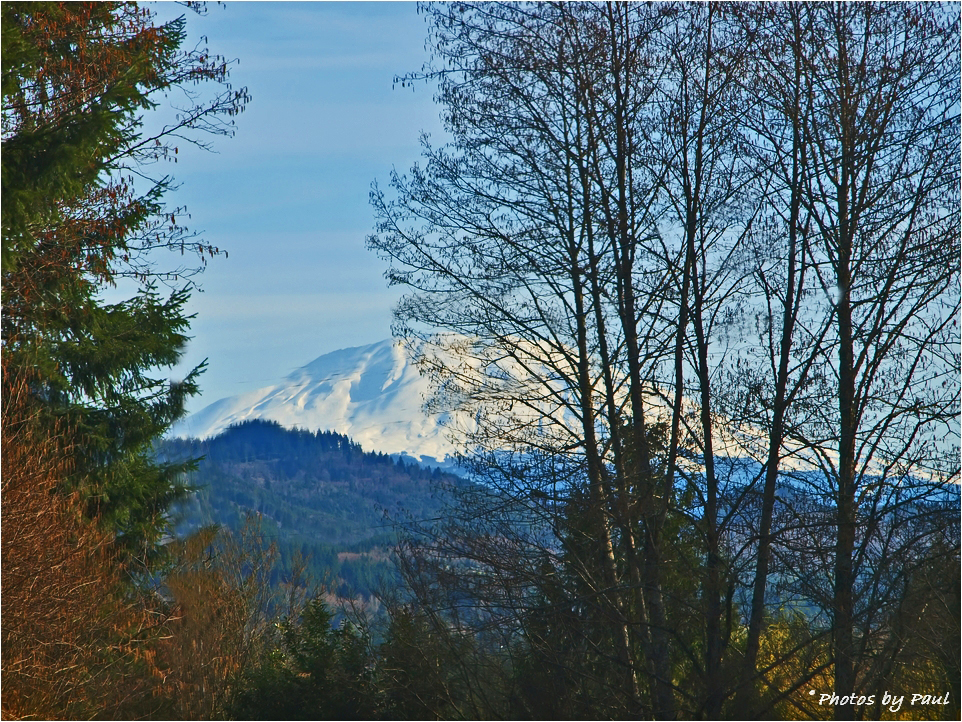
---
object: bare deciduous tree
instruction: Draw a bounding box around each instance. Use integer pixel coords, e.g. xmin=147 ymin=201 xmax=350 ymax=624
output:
xmin=370 ymin=3 xmax=960 ymax=719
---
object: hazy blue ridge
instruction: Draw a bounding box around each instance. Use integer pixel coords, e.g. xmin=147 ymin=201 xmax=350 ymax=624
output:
xmin=157 ymin=419 xmax=469 ymax=599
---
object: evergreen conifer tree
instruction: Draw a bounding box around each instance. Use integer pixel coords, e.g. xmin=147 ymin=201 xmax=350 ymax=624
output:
xmin=1 ymin=1 xmax=248 ymax=564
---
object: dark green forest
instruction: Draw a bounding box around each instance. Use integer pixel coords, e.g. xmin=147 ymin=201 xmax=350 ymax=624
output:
xmin=2 ymin=2 xmax=959 ymax=721
xmin=160 ymin=419 xmax=465 ymax=599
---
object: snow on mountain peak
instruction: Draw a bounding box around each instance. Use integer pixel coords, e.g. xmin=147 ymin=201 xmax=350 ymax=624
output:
xmin=169 ymin=339 xmax=456 ymax=463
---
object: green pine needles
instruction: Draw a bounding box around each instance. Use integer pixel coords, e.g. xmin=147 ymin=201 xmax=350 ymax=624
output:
xmin=2 ymin=1 xmax=248 ymax=567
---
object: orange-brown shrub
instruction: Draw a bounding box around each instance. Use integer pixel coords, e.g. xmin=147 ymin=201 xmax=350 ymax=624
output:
xmin=152 ymin=518 xmax=282 ymax=719
xmin=0 ymin=366 xmax=163 ymax=719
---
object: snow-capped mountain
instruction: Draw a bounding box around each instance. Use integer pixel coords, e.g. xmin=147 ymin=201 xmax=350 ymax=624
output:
xmin=170 ymin=339 xmax=457 ymax=465
xmin=170 ymin=337 xmax=828 ymax=477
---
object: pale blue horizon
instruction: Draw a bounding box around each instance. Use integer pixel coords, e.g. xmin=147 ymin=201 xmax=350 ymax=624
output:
xmin=140 ymin=2 xmax=444 ymax=414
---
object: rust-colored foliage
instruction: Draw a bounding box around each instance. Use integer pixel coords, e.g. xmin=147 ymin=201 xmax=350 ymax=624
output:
xmin=0 ymin=363 xmax=285 ymax=720
xmin=2 ymin=3 xmax=250 ymax=713
xmin=147 ymin=519 xmax=282 ymax=719
xmin=0 ymin=362 xmax=161 ymax=719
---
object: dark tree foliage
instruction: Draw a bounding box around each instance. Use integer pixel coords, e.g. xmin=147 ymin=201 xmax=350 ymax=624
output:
xmin=162 ymin=420 xmax=468 ymax=597
xmin=227 ymin=598 xmax=377 ymax=721
xmin=1 ymin=1 xmax=248 ymax=564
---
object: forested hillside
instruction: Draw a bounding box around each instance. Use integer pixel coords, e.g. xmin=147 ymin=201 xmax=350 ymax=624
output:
xmin=160 ymin=420 xmax=465 ymax=597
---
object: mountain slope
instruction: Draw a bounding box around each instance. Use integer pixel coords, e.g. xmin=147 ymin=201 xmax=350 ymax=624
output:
xmin=171 ymin=339 xmax=456 ymax=464
xmin=161 ymin=420 xmax=467 ymax=598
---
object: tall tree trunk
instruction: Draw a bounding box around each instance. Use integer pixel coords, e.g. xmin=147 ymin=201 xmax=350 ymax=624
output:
xmin=834 ymin=205 xmax=858 ymax=722
xmin=740 ymin=9 xmax=808 ymax=711
xmin=573 ymin=223 xmax=642 ymax=715
xmin=603 ymin=5 xmax=675 ymax=716
xmin=833 ymin=12 xmax=858 ymax=717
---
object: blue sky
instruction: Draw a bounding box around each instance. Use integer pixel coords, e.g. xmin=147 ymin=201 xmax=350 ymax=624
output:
xmin=144 ymin=2 xmax=444 ymax=412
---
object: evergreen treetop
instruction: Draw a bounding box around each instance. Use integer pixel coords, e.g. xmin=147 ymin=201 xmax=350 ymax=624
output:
xmin=1 ymin=1 xmax=248 ymax=564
